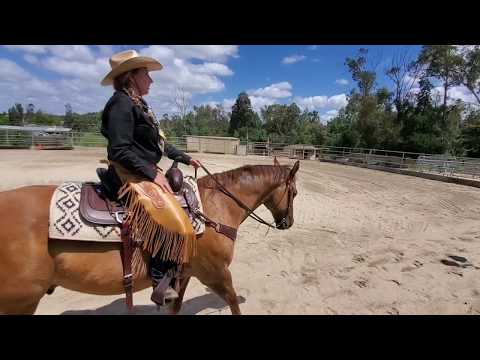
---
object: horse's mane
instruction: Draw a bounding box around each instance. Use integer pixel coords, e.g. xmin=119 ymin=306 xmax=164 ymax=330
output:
xmin=198 ymin=164 xmax=291 ymax=189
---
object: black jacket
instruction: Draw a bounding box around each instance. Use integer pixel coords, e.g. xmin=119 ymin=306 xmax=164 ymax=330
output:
xmin=101 ymin=91 xmax=191 ymax=181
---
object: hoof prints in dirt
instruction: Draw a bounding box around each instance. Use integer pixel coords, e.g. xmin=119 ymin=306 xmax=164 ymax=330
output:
xmin=354 ymin=278 xmax=368 ymax=288
xmin=440 ymin=255 xmax=480 ymax=270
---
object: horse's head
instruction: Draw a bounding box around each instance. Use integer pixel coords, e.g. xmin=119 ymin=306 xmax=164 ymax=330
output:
xmin=264 ymin=157 xmax=300 ymax=230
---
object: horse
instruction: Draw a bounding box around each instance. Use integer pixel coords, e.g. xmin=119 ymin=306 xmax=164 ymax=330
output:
xmin=0 ymin=157 xmax=299 ymax=315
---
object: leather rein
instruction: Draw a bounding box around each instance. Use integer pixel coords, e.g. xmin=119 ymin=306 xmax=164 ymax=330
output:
xmin=195 ymin=164 xmax=295 ymax=239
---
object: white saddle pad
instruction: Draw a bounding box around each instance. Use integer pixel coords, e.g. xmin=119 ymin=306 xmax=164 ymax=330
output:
xmin=49 ymin=178 xmax=205 ymax=243
xmin=49 ymin=182 xmax=121 ymax=242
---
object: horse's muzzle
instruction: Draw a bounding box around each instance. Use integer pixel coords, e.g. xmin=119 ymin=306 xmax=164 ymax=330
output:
xmin=276 ymin=218 xmax=292 ymax=230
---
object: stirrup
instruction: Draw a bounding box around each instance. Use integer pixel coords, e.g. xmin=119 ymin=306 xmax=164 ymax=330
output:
xmin=152 ymin=287 xmax=179 ymax=308
xmin=151 ymin=275 xmax=179 ymax=307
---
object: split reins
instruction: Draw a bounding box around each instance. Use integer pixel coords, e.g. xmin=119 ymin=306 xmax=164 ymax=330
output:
xmin=197 ymin=163 xmax=293 ymax=230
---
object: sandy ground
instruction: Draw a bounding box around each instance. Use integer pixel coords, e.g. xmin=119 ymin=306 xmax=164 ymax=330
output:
xmin=1 ymin=147 xmax=480 ymax=315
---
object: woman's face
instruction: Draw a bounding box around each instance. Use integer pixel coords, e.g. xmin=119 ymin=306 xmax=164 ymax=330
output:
xmin=132 ymin=67 xmax=153 ymax=96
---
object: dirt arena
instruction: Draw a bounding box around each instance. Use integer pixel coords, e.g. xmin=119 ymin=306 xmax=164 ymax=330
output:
xmin=1 ymin=148 xmax=480 ymax=315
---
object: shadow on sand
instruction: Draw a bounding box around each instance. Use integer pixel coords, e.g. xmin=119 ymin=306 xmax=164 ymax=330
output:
xmin=61 ymin=290 xmax=246 ymax=315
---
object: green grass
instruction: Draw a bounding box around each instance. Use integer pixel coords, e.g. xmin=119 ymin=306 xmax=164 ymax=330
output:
xmin=73 ymin=132 xmax=107 ymax=147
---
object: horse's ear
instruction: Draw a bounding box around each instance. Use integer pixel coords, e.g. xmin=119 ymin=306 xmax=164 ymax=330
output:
xmin=274 ymin=156 xmax=280 ymax=167
xmin=289 ymin=160 xmax=300 ymax=179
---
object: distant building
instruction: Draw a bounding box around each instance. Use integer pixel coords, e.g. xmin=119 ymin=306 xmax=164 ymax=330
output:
xmin=186 ymin=135 xmax=240 ymax=155
xmin=285 ymin=144 xmax=317 ymax=160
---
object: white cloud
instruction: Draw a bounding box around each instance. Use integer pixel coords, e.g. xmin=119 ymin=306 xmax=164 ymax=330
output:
xmin=222 ymin=98 xmax=235 ymax=112
xmin=0 ymin=59 xmax=31 ymax=82
xmin=402 ymin=73 xmax=420 ymax=89
xmin=4 ymin=45 xmax=48 ymax=54
xmin=190 ymin=62 xmax=234 ymax=76
xmin=140 ymin=45 xmax=176 ymax=64
xmin=248 ymin=82 xmax=292 ymax=99
xmin=249 ymin=96 xmax=277 ymax=112
xmin=335 ymin=79 xmax=349 ymax=85
xmin=166 ymin=45 xmax=239 ymax=62
xmin=40 ymin=57 xmax=109 ymax=80
xmin=282 ymin=55 xmax=306 ymax=65
xmin=4 ymin=45 xmax=95 ymax=63
xmin=295 ymin=95 xmax=327 ymax=109
xmin=24 ymin=54 xmax=39 ymax=65
xmin=199 ymin=98 xmax=236 ymax=113
xmin=294 ymin=93 xmax=347 ymax=111
xmin=308 ymin=45 xmax=318 ymax=50
xmin=323 ymin=109 xmax=339 ymax=121
xmin=48 ymin=45 xmax=96 ymax=63
xmin=96 ymin=45 xmax=116 ymax=57
xmin=432 ymin=85 xmax=478 ymax=105
xmin=26 ymin=78 xmax=58 ymax=96
xmin=0 ymin=45 xmax=239 ymax=115
xmin=327 ymin=94 xmax=348 ymax=109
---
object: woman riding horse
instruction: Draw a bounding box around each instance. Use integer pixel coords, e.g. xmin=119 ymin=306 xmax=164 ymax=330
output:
xmin=100 ymin=49 xmax=201 ymax=306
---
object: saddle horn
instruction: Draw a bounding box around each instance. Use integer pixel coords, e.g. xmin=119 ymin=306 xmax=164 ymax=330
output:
xmin=165 ymin=158 xmax=184 ymax=193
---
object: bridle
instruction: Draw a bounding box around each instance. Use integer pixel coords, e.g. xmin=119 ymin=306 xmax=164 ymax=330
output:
xmin=272 ymin=174 xmax=295 ymax=229
xmin=198 ymin=164 xmax=295 ymax=230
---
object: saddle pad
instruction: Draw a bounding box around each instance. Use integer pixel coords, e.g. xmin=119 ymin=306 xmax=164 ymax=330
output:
xmin=176 ymin=175 xmax=205 ymax=235
xmin=49 ymin=178 xmax=205 ymax=243
xmin=49 ymin=182 xmax=122 ymax=242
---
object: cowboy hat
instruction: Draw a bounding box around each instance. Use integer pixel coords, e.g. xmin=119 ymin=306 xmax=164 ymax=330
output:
xmin=101 ymin=49 xmax=163 ymax=86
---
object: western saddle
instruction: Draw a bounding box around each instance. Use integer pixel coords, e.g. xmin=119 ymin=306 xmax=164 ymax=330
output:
xmin=77 ymin=162 xmax=194 ymax=311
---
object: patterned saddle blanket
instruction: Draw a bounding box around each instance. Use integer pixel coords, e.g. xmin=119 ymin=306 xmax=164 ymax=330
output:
xmin=49 ymin=176 xmax=205 ymax=242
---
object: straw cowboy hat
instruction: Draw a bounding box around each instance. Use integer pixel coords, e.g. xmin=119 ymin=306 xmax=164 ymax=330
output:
xmin=101 ymin=49 xmax=163 ymax=86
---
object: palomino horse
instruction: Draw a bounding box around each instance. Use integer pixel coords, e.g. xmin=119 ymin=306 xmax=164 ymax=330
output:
xmin=0 ymin=157 xmax=299 ymax=315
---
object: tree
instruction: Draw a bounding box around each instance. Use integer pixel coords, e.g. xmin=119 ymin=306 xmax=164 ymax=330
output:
xmin=8 ymin=103 xmax=24 ymax=126
xmin=417 ymin=45 xmax=463 ymax=125
xmin=173 ymin=87 xmax=191 ymax=135
xmin=32 ymin=110 xmax=59 ymax=126
xmin=455 ymin=45 xmax=480 ymax=105
xmin=0 ymin=112 xmax=8 ymax=125
xmin=345 ymin=48 xmax=377 ymax=98
xmin=262 ymin=103 xmax=301 ymax=143
xmin=385 ymin=50 xmax=422 ymax=123
xmin=64 ymin=103 xmax=74 ymax=128
xmin=326 ymin=106 xmax=361 ymax=148
xmin=343 ymin=49 xmax=398 ymax=149
xmin=229 ymin=92 xmax=256 ymax=135
xmin=296 ymin=110 xmax=325 ymax=145
xmin=26 ymin=103 xmax=35 ymax=124
xmin=461 ymin=108 xmax=480 ymax=157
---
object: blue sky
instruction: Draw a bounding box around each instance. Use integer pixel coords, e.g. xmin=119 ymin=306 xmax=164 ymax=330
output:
xmin=0 ymin=45 xmax=428 ymax=121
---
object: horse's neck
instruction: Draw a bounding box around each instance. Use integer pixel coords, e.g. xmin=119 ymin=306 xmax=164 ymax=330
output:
xmin=235 ymin=167 xmax=283 ymax=208
xmin=202 ymin=166 xmax=286 ymax=227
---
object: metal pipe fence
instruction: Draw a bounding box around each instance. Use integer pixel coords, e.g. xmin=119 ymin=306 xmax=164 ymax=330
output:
xmin=1 ymin=130 xmax=480 ymax=180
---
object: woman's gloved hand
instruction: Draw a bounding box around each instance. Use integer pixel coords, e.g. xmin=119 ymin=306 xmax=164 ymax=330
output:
xmin=189 ymin=159 xmax=201 ymax=169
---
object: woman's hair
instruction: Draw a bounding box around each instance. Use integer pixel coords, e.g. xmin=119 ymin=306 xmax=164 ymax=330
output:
xmin=113 ymin=67 xmax=155 ymax=124
xmin=113 ymin=68 xmax=141 ymax=92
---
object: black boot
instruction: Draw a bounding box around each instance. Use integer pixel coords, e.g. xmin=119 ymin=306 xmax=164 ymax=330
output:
xmin=150 ymin=259 xmax=178 ymax=306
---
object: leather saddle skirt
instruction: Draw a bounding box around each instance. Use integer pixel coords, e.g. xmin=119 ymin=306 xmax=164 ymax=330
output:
xmin=79 ymin=183 xmax=124 ymax=226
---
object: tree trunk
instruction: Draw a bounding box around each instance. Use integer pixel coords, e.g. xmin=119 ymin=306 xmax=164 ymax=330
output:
xmin=466 ymin=84 xmax=480 ymax=105
xmin=443 ymin=79 xmax=448 ymax=125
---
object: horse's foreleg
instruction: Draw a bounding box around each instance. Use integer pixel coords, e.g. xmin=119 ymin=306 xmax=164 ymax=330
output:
xmin=205 ymin=269 xmax=241 ymax=315
xmin=169 ymin=276 xmax=191 ymax=315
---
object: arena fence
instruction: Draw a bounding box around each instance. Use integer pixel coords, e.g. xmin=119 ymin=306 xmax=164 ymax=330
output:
xmin=1 ymin=130 xmax=480 ymax=181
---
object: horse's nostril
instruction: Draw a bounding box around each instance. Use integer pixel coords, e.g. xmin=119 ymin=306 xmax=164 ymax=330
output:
xmin=277 ymin=221 xmax=288 ymax=230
